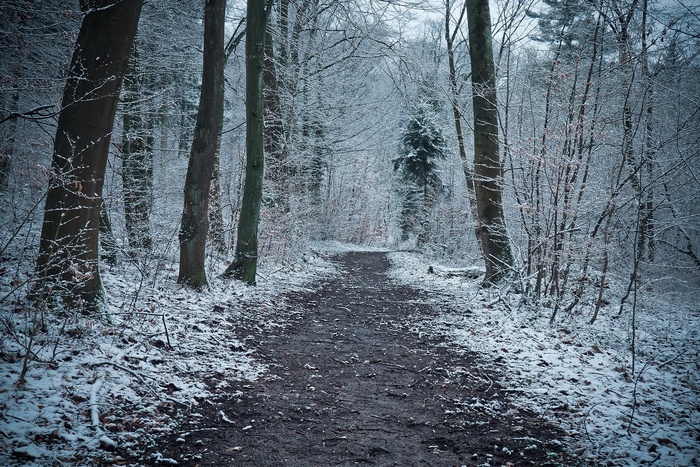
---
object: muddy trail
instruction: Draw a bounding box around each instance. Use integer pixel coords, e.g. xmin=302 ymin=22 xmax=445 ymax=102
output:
xmin=145 ymin=252 xmax=583 ymax=466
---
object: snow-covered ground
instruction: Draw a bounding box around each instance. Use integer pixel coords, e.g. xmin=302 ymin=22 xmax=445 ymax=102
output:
xmin=388 ymin=251 xmax=700 ymax=467
xmin=1 ymin=244 xmax=698 ymax=466
xmin=0 ymin=248 xmax=339 ymax=466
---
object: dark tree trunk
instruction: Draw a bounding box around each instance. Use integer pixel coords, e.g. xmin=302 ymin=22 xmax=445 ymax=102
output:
xmin=466 ymin=0 xmax=514 ymax=285
xmin=121 ymin=44 xmax=153 ymax=254
xmin=0 ymin=88 xmax=19 ymax=191
xmin=445 ymin=0 xmax=477 ymax=218
xmin=264 ymin=24 xmax=285 ymax=185
xmin=224 ymin=0 xmax=268 ymax=284
xmin=178 ymin=0 xmax=226 ymax=288
xmin=33 ymin=0 xmax=143 ymax=309
xmin=99 ymin=201 xmax=118 ymax=266
xmin=639 ymin=0 xmax=655 ymax=261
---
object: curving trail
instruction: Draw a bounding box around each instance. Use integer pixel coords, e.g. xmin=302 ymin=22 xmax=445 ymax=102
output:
xmin=147 ymin=252 xmax=580 ymax=466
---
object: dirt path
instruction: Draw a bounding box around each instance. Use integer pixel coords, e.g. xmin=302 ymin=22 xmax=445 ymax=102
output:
xmin=145 ymin=252 xmax=581 ymax=466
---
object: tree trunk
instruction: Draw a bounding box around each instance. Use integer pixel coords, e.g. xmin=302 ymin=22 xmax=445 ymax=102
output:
xmin=121 ymin=44 xmax=154 ymax=254
xmin=208 ymin=156 xmax=227 ymax=254
xmin=99 ymin=201 xmax=118 ymax=266
xmin=466 ymin=0 xmax=514 ymax=285
xmin=33 ymin=0 xmax=143 ymax=309
xmin=264 ymin=22 xmax=286 ymax=192
xmin=0 ymin=88 xmax=19 ymax=191
xmin=639 ymin=0 xmax=655 ymax=261
xmin=224 ymin=0 xmax=268 ymax=284
xmin=178 ymin=0 xmax=226 ymax=288
xmin=445 ymin=0 xmax=477 ymax=218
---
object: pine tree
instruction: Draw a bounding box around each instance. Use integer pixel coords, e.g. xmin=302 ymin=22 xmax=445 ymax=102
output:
xmin=393 ymin=101 xmax=446 ymax=242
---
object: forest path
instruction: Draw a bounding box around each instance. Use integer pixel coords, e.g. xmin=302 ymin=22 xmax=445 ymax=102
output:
xmin=147 ymin=252 xmax=578 ymax=466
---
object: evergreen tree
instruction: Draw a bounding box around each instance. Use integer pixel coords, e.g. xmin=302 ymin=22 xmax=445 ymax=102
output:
xmin=394 ymin=101 xmax=446 ymax=242
xmin=528 ymin=0 xmax=594 ymax=50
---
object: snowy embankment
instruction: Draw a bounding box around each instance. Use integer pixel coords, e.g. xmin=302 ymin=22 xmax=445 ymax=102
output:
xmin=0 ymin=250 xmax=338 ymax=466
xmin=2 ymin=245 xmax=697 ymax=466
xmin=387 ymin=251 xmax=700 ymax=467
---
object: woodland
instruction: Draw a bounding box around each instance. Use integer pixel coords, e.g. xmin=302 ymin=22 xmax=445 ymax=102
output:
xmin=0 ymin=0 xmax=699 ymax=465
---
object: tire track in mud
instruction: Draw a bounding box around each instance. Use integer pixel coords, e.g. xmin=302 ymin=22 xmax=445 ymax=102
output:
xmin=145 ymin=252 xmax=582 ymax=466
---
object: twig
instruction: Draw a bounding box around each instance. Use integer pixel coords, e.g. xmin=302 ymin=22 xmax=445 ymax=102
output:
xmin=162 ymin=314 xmax=172 ymax=349
xmin=90 ymin=377 xmax=104 ymax=429
xmin=90 ymin=360 xmax=186 ymax=406
xmin=583 ymin=403 xmax=602 ymax=446
xmin=627 ymin=359 xmax=652 ymax=434
xmin=478 ymin=366 xmax=494 ymax=392
xmin=627 ymin=350 xmax=690 ymax=434
xmin=107 ymin=312 xmax=173 ymax=350
xmin=0 ymin=104 xmax=56 ymax=124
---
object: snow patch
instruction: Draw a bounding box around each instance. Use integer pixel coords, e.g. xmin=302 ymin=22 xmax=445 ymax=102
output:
xmin=387 ymin=251 xmax=700 ymax=466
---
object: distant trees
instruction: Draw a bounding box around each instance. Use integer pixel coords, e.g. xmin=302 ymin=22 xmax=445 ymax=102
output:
xmin=0 ymin=0 xmax=79 ymax=193
xmin=121 ymin=43 xmax=154 ymax=255
xmin=0 ymin=0 xmax=695 ymax=319
xmin=33 ymin=0 xmax=143 ymax=308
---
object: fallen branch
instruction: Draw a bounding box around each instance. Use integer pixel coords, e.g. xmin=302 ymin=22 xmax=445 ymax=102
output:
xmin=427 ymin=265 xmax=484 ymax=279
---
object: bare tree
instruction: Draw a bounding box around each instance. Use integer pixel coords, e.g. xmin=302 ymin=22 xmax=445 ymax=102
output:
xmin=33 ymin=0 xmax=143 ymax=309
xmin=224 ymin=0 xmax=269 ymax=284
xmin=466 ymin=0 xmax=514 ymax=284
xmin=178 ymin=0 xmax=226 ymax=288
xmin=444 ymin=0 xmax=477 ymax=216
xmin=121 ymin=43 xmax=154 ymax=255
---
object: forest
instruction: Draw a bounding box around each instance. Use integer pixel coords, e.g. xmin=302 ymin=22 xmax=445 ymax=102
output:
xmin=1 ymin=0 xmax=699 ymax=465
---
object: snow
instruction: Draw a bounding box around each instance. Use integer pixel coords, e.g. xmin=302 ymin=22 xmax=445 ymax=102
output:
xmin=1 ymin=244 xmax=698 ymax=465
xmin=387 ymin=250 xmax=700 ymax=466
xmin=0 ymin=248 xmax=339 ymax=466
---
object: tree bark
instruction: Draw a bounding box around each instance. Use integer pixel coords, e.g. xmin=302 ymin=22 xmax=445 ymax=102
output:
xmin=0 ymin=88 xmax=19 ymax=191
xmin=178 ymin=0 xmax=226 ymax=288
xmin=121 ymin=44 xmax=154 ymax=254
xmin=466 ymin=0 xmax=514 ymax=285
xmin=445 ymin=0 xmax=477 ymax=218
xmin=33 ymin=0 xmax=143 ymax=309
xmin=99 ymin=201 xmax=118 ymax=266
xmin=224 ymin=0 xmax=268 ymax=284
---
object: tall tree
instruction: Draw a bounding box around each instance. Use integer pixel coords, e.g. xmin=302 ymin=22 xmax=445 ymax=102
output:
xmin=33 ymin=0 xmax=143 ymax=308
xmin=394 ymin=100 xmax=447 ymax=243
xmin=178 ymin=0 xmax=226 ymax=287
xmin=466 ymin=0 xmax=514 ymax=284
xmin=0 ymin=87 xmax=18 ymax=191
xmin=121 ymin=43 xmax=154 ymax=255
xmin=223 ymin=0 xmax=269 ymax=284
xmin=444 ymin=0 xmax=476 ymax=214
